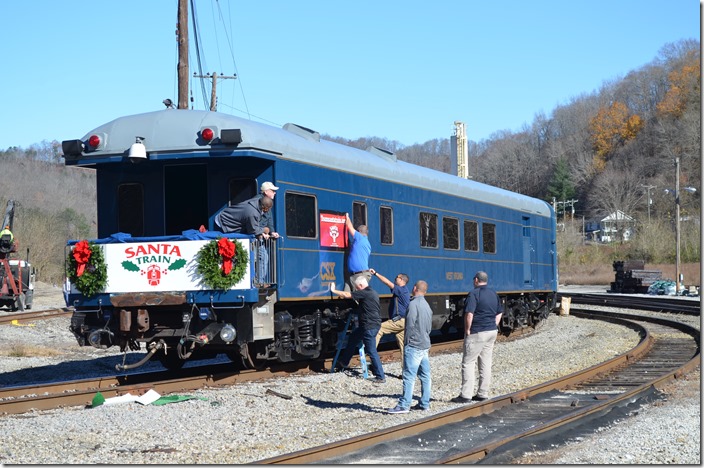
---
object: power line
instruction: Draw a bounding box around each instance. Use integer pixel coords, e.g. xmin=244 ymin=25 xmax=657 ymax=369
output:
xmin=193 ymin=72 xmax=238 ymax=111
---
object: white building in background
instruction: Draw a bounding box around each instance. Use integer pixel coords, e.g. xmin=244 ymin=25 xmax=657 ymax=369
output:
xmin=599 ymin=210 xmax=636 ymax=243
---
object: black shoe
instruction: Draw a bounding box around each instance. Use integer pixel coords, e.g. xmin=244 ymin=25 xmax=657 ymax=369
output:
xmin=450 ymin=395 xmax=472 ymax=404
xmin=472 ymin=395 xmax=488 ymax=402
xmin=411 ymin=404 xmax=430 ymax=411
xmin=370 ymin=377 xmax=386 ymax=384
xmin=333 ymin=363 xmax=350 ymax=372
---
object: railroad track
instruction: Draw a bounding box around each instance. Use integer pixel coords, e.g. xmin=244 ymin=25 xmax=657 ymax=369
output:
xmin=257 ymin=306 xmax=699 ymax=464
xmin=0 ymin=338 xmax=465 ymax=415
xmin=1 ymin=298 xmax=696 ymax=463
xmin=0 ymin=308 xmax=72 ymax=325
xmin=560 ymin=292 xmax=700 ymax=315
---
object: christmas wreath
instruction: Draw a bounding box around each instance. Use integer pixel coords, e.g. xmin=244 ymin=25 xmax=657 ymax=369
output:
xmin=67 ymin=240 xmax=108 ymax=297
xmin=196 ymin=237 xmax=248 ymax=290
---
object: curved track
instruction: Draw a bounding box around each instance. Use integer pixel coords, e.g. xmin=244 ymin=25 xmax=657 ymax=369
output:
xmin=559 ymin=292 xmax=700 ymax=315
xmin=256 ymin=303 xmax=699 ymax=464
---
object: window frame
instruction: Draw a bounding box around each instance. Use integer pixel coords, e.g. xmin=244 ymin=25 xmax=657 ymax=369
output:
xmin=352 ymin=201 xmax=367 ymax=230
xmin=380 ymin=205 xmax=394 ymax=246
xmin=482 ymin=222 xmax=497 ymax=254
xmin=463 ymin=219 xmax=479 ymax=252
xmin=442 ymin=216 xmax=460 ymax=251
xmin=284 ymin=191 xmax=318 ymax=239
xmin=419 ymin=211 xmax=439 ymax=249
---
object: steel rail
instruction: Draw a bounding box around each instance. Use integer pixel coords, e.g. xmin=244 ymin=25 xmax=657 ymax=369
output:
xmin=256 ymin=307 xmax=699 ymax=464
xmin=0 ymin=339 xmax=464 ymax=415
xmin=255 ymin=313 xmax=654 ymax=464
xmin=437 ymin=310 xmax=700 ymax=464
xmin=0 ymin=308 xmax=72 ymax=325
xmin=560 ymin=292 xmax=700 ymax=315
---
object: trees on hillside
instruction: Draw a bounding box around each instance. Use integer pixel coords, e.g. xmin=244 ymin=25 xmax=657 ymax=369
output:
xmin=472 ymin=39 xmax=699 ymax=255
xmin=3 ymin=40 xmax=699 ymax=282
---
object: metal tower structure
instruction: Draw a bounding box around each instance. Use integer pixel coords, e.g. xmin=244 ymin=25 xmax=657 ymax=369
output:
xmin=451 ymin=121 xmax=469 ymax=179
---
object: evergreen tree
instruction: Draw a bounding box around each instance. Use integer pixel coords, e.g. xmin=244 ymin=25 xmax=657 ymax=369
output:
xmin=546 ymin=158 xmax=576 ymax=215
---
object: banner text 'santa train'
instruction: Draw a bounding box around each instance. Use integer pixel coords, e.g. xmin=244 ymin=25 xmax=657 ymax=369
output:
xmin=61 ymin=110 xmax=558 ymax=370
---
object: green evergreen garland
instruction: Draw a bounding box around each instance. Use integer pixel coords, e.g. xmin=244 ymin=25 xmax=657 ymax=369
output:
xmin=196 ymin=238 xmax=248 ymax=290
xmin=66 ymin=242 xmax=108 ymax=297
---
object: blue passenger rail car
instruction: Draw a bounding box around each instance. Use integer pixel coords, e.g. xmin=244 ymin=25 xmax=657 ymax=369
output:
xmin=62 ymin=109 xmax=558 ymax=370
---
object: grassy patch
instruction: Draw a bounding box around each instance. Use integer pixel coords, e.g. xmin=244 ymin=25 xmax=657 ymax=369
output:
xmin=1 ymin=344 xmax=64 ymax=358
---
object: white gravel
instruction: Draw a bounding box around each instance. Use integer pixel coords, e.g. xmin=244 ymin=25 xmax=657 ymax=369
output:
xmin=0 ymin=284 xmax=699 ymax=464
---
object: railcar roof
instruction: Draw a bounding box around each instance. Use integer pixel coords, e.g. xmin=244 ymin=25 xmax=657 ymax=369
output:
xmin=80 ymin=109 xmax=552 ymax=217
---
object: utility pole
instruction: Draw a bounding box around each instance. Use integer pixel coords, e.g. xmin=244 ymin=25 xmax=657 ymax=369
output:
xmin=674 ymin=157 xmax=681 ymax=294
xmin=556 ymin=199 xmax=578 ymax=219
xmin=176 ymin=0 xmax=189 ymax=109
xmin=640 ymin=184 xmax=657 ymax=222
xmin=193 ymin=72 xmax=238 ymax=111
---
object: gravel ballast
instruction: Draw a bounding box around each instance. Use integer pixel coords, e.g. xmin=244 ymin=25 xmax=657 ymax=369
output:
xmin=0 ymin=284 xmax=699 ymax=464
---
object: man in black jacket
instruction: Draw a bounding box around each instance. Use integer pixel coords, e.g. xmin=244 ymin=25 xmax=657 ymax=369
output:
xmin=330 ymin=277 xmax=386 ymax=384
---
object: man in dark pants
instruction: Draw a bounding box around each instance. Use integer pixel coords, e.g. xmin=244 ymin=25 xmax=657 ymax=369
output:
xmin=330 ymin=277 xmax=386 ymax=384
xmin=451 ymin=271 xmax=503 ymax=403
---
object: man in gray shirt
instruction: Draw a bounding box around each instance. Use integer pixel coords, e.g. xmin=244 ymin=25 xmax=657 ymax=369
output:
xmin=388 ymin=280 xmax=433 ymax=413
xmin=215 ymin=196 xmax=273 ymax=238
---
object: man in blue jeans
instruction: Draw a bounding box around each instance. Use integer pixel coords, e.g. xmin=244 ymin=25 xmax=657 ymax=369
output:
xmin=388 ymin=280 xmax=432 ymax=413
xmin=330 ymin=277 xmax=386 ymax=384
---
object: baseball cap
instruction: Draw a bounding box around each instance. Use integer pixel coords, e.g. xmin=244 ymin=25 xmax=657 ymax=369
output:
xmin=261 ymin=182 xmax=279 ymax=191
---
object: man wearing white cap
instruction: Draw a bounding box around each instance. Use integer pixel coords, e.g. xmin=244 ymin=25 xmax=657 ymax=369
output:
xmin=257 ymin=182 xmax=280 ymax=284
xmin=258 ymin=182 xmax=280 ymax=240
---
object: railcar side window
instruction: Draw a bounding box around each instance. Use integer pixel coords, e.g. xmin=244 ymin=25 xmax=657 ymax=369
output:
xmin=419 ymin=212 xmax=438 ymax=248
xmin=228 ymin=178 xmax=257 ymax=206
xmin=464 ymin=220 xmax=479 ymax=252
xmin=352 ymin=202 xmax=367 ymax=230
xmin=380 ymin=206 xmax=393 ymax=245
xmin=117 ymin=183 xmax=144 ymax=236
xmin=483 ymin=223 xmax=496 ymax=254
xmin=442 ymin=216 xmax=459 ymax=250
xmin=285 ymin=192 xmax=317 ymax=238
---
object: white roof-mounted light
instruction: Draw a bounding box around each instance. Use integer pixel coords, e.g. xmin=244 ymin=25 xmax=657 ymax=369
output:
xmin=128 ymin=136 xmax=147 ymax=163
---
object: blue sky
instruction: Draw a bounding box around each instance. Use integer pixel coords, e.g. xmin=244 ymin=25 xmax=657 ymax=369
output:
xmin=1 ymin=1 xmax=699 ymax=150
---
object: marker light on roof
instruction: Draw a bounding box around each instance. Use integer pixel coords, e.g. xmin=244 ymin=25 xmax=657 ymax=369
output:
xmin=88 ymin=135 xmax=101 ymax=148
xmin=201 ymin=128 xmax=214 ymax=142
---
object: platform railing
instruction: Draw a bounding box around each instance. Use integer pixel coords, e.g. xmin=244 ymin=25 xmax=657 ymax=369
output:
xmin=253 ymin=237 xmax=278 ymax=287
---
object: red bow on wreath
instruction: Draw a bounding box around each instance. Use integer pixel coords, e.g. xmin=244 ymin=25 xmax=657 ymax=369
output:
xmin=217 ymin=238 xmax=236 ymax=275
xmin=73 ymin=240 xmax=92 ymax=277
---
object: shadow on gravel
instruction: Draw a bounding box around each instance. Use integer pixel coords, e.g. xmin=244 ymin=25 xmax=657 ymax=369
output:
xmin=0 ymin=353 xmax=230 ymax=388
xmin=300 ymin=393 xmax=387 ymax=414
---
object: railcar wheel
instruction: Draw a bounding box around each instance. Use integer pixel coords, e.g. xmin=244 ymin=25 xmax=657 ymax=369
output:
xmin=11 ymin=293 xmax=25 ymax=312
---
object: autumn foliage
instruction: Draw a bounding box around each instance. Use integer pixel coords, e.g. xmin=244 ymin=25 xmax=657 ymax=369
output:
xmin=657 ymin=56 xmax=701 ymax=118
xmin=589 ymin=102 xmax=643 ymax=171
